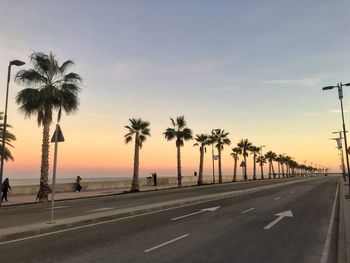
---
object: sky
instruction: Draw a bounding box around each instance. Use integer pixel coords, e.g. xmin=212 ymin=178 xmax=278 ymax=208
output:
xmin=0 ymin=0 xmax=350 ymax=180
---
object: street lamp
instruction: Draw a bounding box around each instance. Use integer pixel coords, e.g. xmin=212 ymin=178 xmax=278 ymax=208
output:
xmin=0 ymin=60 xmax=25 ymax=206
xmin=211 ymin=129 xmax=220 ymax=184
xmin=323 ymin=82 xmax=350 ymax=193
xmin=259 ymin=145 xmax=266 ymax=179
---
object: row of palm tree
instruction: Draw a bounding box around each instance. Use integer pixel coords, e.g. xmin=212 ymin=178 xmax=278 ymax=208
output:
xmin=11 ymin=52 xmax=321 ymax=200
xmin=124 ymin=116 xmax=321 ymax=192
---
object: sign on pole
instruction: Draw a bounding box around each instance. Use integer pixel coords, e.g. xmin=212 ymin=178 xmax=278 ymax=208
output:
xmin=51 ymin=124 xmax=65 ymax=142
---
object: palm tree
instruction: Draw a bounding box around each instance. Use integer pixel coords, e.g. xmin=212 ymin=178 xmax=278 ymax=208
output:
xmin=212 ymin=129 xmax=231 ymax=183
xmin=284 ymin=156 xmax=292 ymax=177
xmin=15 ymin=52 xmax=82 ymax=202
xmin=256 ymin=155 xmax=267 ymax=180
xmin=275 ymin=155 xmax=282 ymax=179
xmin=124 ymin=118 xmax=151 ymax=192
xmin=278 ymin=154 xmax=285 ymax=178
xmin=249 ymin=146 xmax=260 ymax=180
xmin=164 ymin=116 xmax=193 ymax=187
xmin=265 ymin=151 xmax=277 ymax=179
xmin=237 ymin=139 xmax=252 ymax=181
xmin=0 ymin=112 xmax=16 ymax=162
xmin=194 ymin=134 xmax=210 ymax=185
xmin=230 ymin=147 xmax=241 ymax=182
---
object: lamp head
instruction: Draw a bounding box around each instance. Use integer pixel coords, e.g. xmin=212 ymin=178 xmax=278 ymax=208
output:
xmin=10 ymin=60 xmax=25 ymax=66
xmin=344 ymin=83 xmax=350 ymax=87
xmin=322 ymin=86 xmax=335 ymax=90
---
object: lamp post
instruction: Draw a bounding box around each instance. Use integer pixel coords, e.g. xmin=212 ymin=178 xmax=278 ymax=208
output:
xmin=0 ymin=60 xmax=25 ymax=206
xmin=211 ymin=129 xmax=219 ymax=184
xmin=323 ymin=82 xmax=350 ymax=193
xmin=259 ymin=145 xmax=266 ymax=179
xmin=331 ymin=131 xmax=346 ymax=181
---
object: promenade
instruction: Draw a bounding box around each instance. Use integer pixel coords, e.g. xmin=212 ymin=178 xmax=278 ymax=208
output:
xmin=1 ymin=181 xmax=197 ymax=206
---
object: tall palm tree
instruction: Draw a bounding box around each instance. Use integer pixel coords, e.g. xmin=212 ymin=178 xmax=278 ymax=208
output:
xmin=194 ymin=134 xmax=210 ymax=185
xmin=284 ymin=156 xmax=292 ymax=177
xmin=124 ymin=118 xmax=151 ymax=192
xmin=212 ymin=129 xmax=231 ymax=183
xmin=15 ymin=52 xmax=82 ymax=202
xmin=249 ymin=146 xmax=260 ymax=180
xmin=164 ymin=116 xmax=193 ymax=187
xmin=230 ymin=147 xmax=241 ymax=182
xmin=0 ymin=112 xmax=16 ymax=162
xmin=256 ymin=155 xmax=267 ymax=180
xmin=237 ymin=139 xmax=252 ymax=181
xmin=265 ymin=151 xmax=277 ymax=179
xmin=278 ymin=154 xmax=285 ymax=178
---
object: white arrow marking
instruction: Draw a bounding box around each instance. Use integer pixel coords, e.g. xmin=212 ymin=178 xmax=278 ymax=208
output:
xmin=264 ymin=210 xmax=293 ymax=230
xmin=241 ymin=207 xmax=255 ymax=214
xmin=274 ymin=197 xmax=281 ymax=200
xmin=145 ymin=234 xmax=189 ymax=252
xmin=171 ymin=206 xmax=221 ymax=221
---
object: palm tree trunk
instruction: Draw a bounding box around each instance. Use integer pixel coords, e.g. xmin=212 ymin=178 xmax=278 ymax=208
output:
xmin=282 ymin=163 xmax=285 ymax=178
xmin=272 ymin=162 xmax=276 ymax=179
xmin=177 ymin=143 xmax=182 ymax=187
xmin=253 ymin=155 xmax=256 ymax=180
xmin=233 ymin=157 xmax=237 ymax=182
xmin=278 ymin=162 xmax=281 ymax=179
xmin=244 ymin=155 xmax=247 ymax=181
xmin=268 ymin=161 xmax=271 ymax=179
xmin=198 ymin=146 xmax=204 ymax=185
xmin=261 ymin=163 xmax=264 ymax=179
xmin=218 ymin=147 xmax=222 ymax=183
xmin=37 ymin=123 xmax=51 ymax=202
xmin=131 ymin=134 xmax=140 ymax=192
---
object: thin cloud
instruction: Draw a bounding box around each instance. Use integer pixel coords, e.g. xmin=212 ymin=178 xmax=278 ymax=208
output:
xmin=262 ymin=78 xmax=321 ymax=87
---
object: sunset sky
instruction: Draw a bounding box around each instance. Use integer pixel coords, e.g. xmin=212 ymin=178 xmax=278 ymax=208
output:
xmin=1 ymin=0 xmax=350 ymax=180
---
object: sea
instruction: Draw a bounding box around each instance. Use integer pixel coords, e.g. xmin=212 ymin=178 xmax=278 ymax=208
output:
xmin=10 ymin=177 xmax=132 ymax=186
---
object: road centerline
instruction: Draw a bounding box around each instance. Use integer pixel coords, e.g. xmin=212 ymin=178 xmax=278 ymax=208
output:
xmin=144 ymin=234 xmax=189 ymax=253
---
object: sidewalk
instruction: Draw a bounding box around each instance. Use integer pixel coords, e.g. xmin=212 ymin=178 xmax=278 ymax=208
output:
xmin=1 ymin=181 xmax=198 ymax=207
xmin=338 ymin=180 xmax=350 ymax=263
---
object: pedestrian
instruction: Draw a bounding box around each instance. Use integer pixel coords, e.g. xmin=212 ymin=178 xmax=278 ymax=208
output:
xmin=151 ymin=172 xmax=157 ymax=186
xmin=1 ymin=178 xmax=12 ymax=202
xmin=76 ymin=176 xmax=82 ymax=192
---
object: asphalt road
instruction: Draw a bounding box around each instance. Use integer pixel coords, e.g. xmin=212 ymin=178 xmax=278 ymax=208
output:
xmin=0 ymin=177 xmax=306 ymax=228
xmin=0 ymin=176 xmax=339 ymax=263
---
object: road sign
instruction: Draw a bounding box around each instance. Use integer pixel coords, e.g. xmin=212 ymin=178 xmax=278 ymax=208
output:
xmin=51 ymin=125 xmax=65 ymax=143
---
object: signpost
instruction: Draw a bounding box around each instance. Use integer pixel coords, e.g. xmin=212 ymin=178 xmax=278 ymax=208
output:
xmin=49 ymin=124 xmax=64 ymax=224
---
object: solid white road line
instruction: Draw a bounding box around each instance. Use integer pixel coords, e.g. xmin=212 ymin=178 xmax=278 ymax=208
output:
xmin=241 ymin=208 xmax=255 ymax=214
xmin=86 ymin=207 xmax=114 ymax=212
xmin=320 ymin=181 xmax=339 ymax=263
xmin=46 ymin=206 xmax=68 ymax=210
xmin=274 ymin=197 xmax=281 ymax=200
xmin=144 ymin=234 xmax=189 ymax=253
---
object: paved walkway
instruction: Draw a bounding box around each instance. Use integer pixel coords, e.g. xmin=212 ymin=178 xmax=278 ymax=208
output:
xmin=339 ymin=180 xmax=350 ymax=263
xmin=1 ymin=182 xmax=198 ymax=206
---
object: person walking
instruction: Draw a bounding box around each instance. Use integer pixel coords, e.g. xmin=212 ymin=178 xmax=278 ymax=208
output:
xmin=75 ymin=176 xmax=82 ymax=192
xmin=1 ymin=178 xmax=12 ymax=202
xmin=151 ymin=172 xmax=157 ymax=186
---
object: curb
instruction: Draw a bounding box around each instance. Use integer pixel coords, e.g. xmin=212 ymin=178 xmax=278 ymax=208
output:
xmin=0 ymin=177 xmax=321 ymax=243
xmin=338 ymin=181 xmax=346 ymax=263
